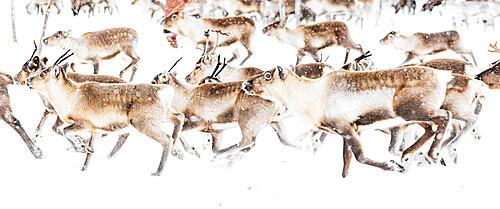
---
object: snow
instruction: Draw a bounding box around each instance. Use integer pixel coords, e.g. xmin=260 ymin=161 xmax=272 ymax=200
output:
xmin=0 ymin=0 xmax=499 ymax=209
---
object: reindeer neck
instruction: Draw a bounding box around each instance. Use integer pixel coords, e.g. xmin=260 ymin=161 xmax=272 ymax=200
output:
xmin=176 ymin=17 xmax=205 ymax=42
xmin=275 ymin=28 xmax=304 ymax=48
xmin=396 ymin=34 xmax=417 ymax=51
xmin=168 ymin=74 xmax=194 ymax=104
xmin=269 ymin=73 xmax=323 ymax=115
xmin=44 ymin=73 xmax=77 ymax=112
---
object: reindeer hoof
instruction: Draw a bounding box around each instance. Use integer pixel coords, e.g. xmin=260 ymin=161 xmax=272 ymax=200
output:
xmin=32 ymin=147 xmax=43 ymax=159
xmin=388 ymin=160 xmax=406 ymax=173
xmin=440 ymin=158 xmax=447 ymax=166
xmin=151 ymin=171 xmax=161 ymax=176
xmin=171 ymin=148 xmax=184 ymax=160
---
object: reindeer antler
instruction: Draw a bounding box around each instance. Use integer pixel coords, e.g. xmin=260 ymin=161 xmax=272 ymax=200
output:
xmin=488 ymin=42 xmax=500 ymax=53
xmin=52 ymin=49 xmax=72 ymax=67
xmin=30 ymin=40 xmax=38 ymax=60
xmin=214 ymin=57 xmax=227 ymax=78
xmin=209 ymin=29 xmax=230 ymax=54
xmin=167 ymin=57 xmax=183 ymax=72
xmin=354 ymin=51 xmax=372 ymax=62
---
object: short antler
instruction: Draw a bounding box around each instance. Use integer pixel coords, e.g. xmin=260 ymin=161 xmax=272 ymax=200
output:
xmin=52 ymin=49 xmax=73 ymax=67
xmin=214 ymin=58 xmax=227 ymax=78
xmin=30 ymin=40 xmax=38 ymax=60
xmin=488 ymin=42 xmax=500 ymax=53
xmin=354 ymin=51 xmax=372 ymax=62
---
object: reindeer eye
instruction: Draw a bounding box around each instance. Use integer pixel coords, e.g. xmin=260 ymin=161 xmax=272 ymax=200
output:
xmin=388 ymin=34 xmax=394 ymax=38
xmin=40 ymin=72 xmax=46 ymax=78
xmin=195 ymin=64 xmax=201 ymax=70
xmin=264 ymin=72 xmax=272 ymax=80
xmin=172 ymin=14 xmax=177 ymax=19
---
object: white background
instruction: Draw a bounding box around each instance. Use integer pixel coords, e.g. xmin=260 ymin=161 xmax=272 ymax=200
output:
xmin=0 ymin=0 xmax=499 ymax=208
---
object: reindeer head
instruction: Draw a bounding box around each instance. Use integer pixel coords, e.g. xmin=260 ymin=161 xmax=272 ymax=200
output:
xmin=262 ymin=20 xmax=285 ymax=35
xmin=198 ymin=56 xmax=227 ymax=85
xmin=16 ymin=42 xmax=48 ymax=85
xmin=26 ymin=50 xmax=74 ymax=92
xmin=379 ymin=31 xmax=401 ymax=45
xmin=152 ymin=57 xmax=182 ymax=84
xmin=475 ymin=60 xmax=500 ymax=89
xmin=243 ymin=66 xmax=290 ymax=96
xmin=185 ymin=30 xmax=227 ymax=84
xmin=161 ymin=12 xmax=184 ymax=28
xmin=43 ymin=30 xmax=71 ymax=47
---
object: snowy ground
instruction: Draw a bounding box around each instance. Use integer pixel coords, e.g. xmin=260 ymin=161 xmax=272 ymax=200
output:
xmin=1 ymin=0 xmax=499 ymax=208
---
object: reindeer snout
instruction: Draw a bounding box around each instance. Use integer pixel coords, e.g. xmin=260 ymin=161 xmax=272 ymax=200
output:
xmin=475 ymin=73 xmax=483 ymax=80
xmin=13 ymin=76 xmax=21 ymax=85
xmin=26 ymin=77 xmax=34 ymax=88
xmin=42 ymin=38 xmax=48 ymax=45
xmin=185 ymin=75 xmax=192 ymax=83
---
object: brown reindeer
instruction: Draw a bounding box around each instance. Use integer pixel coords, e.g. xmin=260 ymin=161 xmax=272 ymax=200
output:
xmin=475 ymin=60 xmax=500 ymax=89
xmin=161 ymin=12 xmax=256 ymax=64
xmin=263 ymin=20 xmax=363 ymax=64
xmin=137 ymin=70 xmax=302 ymax=159
xmin=243 ymin=65 xmax=454 ymax=176
xmin=0 ymin=71 xmax=42 ymax=159
xmin=43 ymin=28 xmax=140 ymax=82
xmin=26 ymin=52 xmax=183 ymax=176
xmin=380 ymin=30 xmax=477 ymax=66
xmin=394 ymin=0 xmax=416 ymax=14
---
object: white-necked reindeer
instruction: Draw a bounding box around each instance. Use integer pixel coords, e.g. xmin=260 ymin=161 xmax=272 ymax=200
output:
xmin=16 ymin=44 xmax=130 ymax=155
xmin=26 ymin=51 xmax=183 ymax=176
xmin=161 ymin=12 xmax=256 ymax=64
xmin=43 ymin=28 xmax=140 ymax=82
xmin=139 ymin=69 xmax=302 ymax=160
xmin=380 ymin=30 xmax=477 ymax=65
xmin=0 ymin=71 xmax=42 ymax=159
xmin=243 ymin=65 xmax=454 ymax=176
xmin=263 ymin=20 xmax=363 ymax=64
xmin=26 ymin=0 xmax=63 ymax=15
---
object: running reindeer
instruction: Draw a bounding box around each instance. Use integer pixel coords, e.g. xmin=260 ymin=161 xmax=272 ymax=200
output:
xmin=263 ymin=20 xmax=363 ymax=64
xmin=26 ymin=50 xmax=183 ymax=176
xmin=43 ymin=27 xmax=140 ymax=81
xmin=132 ymin=64 xmax=303 ymax=160
xmin=243 ymin=65 xmax=456 ymax=176
xmin=71 ymin=0 xmax=118 ymax=16
xmin=380 ymin=30 xmax=477 ymax=65
xmin=16 ymin=43 xmax=130 ymax=156
xmin=161 ymin=10 xmax=256 ymax=65
xmin=0 ymin=70 xmax=42 ymax=159
xmin=26 ymin=0 xmax=63 ymax=14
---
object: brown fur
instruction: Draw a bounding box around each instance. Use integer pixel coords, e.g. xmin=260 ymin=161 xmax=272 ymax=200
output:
xmin=0 ymin=71 xmax=42 ymax=159
xmin=418 ymin=58 xmax=471 ymax=75
xmin=475 ymin=61 xmax=500 ymax=89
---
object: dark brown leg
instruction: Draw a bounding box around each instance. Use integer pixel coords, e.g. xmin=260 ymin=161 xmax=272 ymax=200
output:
xmin=81 ymin=132 xmax=101 ymax=171
xmin=342 ymin=139 xmax=352 ymax=178
xmin=107 ymin=133 xmax=130 ymax=158
xmin=0 ymin=107 xmax=42 ymax=159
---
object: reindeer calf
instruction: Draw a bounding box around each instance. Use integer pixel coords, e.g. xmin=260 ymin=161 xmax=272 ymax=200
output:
xmin=263 ymin=20 xmax=363 ymax=64
xmin=43 ymin=28 xmax=140 ymax=81
xmin=380 ymin=30 xmax=477 ymax=65
xmin=162 ymin=12 xmax=256 ymax=64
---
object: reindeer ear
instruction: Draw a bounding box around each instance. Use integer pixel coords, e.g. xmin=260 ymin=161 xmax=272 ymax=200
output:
xmin=41 ymin=57 xmax=48 ymax=65
xmin=277 ymin=66 xmax=285 ymax=79
xmin=62 ymin=30 xmax=71 ymax=38
xmin=51 ymin=66 xmax=61 ymax=78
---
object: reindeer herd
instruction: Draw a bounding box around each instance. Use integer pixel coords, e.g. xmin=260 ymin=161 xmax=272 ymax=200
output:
xmin=4 ymin=0 xmax=500 ymax=177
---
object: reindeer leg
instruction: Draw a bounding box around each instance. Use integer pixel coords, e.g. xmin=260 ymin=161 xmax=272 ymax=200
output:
xmin=33 ymin=109 xmax=53 ymax=142
xmin=92 ymin=61 xmax=99 ymax=74
xmin=344 ymin=48 xmax=351 ymax=64
xmin=81 ymin=132 xmax=101 ymax=171
xmin=296 ymin=49 xmax=306 ymax=64
xmin=211 ymin=131 xmax=223 ymax=155
xmin=62 ymin=121 xmax=94 ymax=153
xmin=239 ymin=36 xmax=254 ymax=65
xmin=51 ymin=116 xmax=64 ymax=136
xmin=401 ymin=51 xmax=416 ymax=65
xmin=0 ymin=107 xmax=42 ymax=159
xmin=446 ymin=116 xmax=478 ymax=164
xmin=342 ymin=139 xmax=352 ymax=178
xmin=270 ymin=121 xmax=304 ymax=150
xmin=388 ymin=125 xmax=405 ymax=156
xmin=427 ymin=111 xmax=452 ymax=164
xmin=121 ymin=47 xmax=140 ymax=82
xmin=131 ymin=120 xmax=173 ymax=176
xmin=337 ymin=125 xmax=405 ymax=173
xmin=107 ymin=133 xmax=130 ymax=158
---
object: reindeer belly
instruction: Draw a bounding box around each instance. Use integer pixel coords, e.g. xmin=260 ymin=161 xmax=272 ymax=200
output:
xmin=324 ymin=88 xmax=397 ymax=124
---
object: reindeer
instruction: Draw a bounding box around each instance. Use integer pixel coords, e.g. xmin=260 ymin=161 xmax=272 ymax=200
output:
xmin=26 ymin=0 xmax=63 ymax=15
xmin=43 ymin=28 xmax=140 ymax=82
xmin=475 ymin=60 xmax=500 ymax=89
xmin=422 ymin=0 xmax=442 ymax=12
xmin=394 ymin=0 xmax=416 ymax=14
xmin=16 ymin=45 xmax=134 ymax=157
xmin=0 ymin=71 xmax=42 ymax=159
xmin=132 ymin=0 xmax=164 ymax=18
xmin=380 ymin=30 xmax=477 ymax=66
xmin=303 ymin=0 xmax=357 ymax=21
xmin=242 ymin=65 xmax=455 ymax=176
xmin=263 ymin=20 xmax=363 ymax=64
xmin=26 ymin=51 xmax=183 ymax=176
xmin=161 ymin=12 xmax=256 ymax=65
xmin=71 ymin=0 xmax=117 ymax=16
xmin=137 ymin=68 xmax=304 ymax=160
